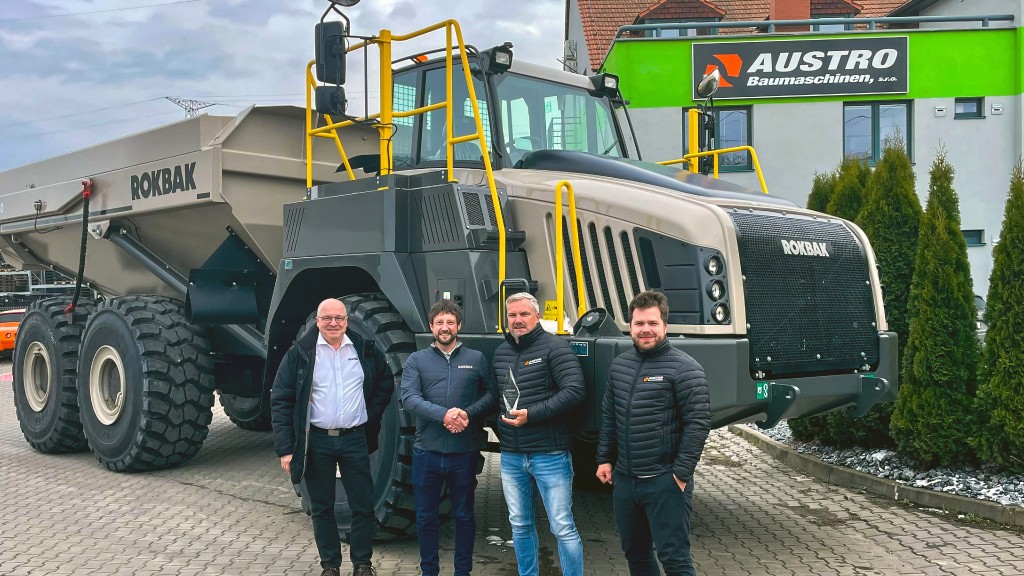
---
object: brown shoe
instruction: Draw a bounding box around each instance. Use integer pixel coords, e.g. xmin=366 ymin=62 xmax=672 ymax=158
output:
xmin=320 ymin=569 xmax=340 ymax=576
xmin=352 ymin=565 xmax=376 ymax=576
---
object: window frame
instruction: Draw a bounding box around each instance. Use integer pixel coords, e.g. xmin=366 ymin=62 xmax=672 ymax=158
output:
xmin=962 ymin=229 xmax=986 ymax=247
xmin=642 ymin=18 xmax=720 ymax=37
xmin=682 ymin=105 xmax=754 ymax=172
xmin=811 ymin=14 xmax=854 ymax=32
xmin=842 ymin=101 xmax=912 ymax=165
xmin=954 ymin=97 xmax=985 ymax=120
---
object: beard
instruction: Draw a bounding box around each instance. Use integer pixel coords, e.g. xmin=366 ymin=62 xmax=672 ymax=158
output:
xmin=632 ymin=332 xmax=665 ymax=350
xmin=434 ymin=330 xmax=456 ymax=346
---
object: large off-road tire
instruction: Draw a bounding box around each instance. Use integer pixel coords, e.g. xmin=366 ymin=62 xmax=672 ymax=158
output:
xmin=12 ymin=298 xmax=95 ymax=453
xmin=77 ymin=296 xmax=215 ymax=472
xmin=340 ymin=294 xmax=423 ymax=541
xmin=219 ymin=390 xmax=272 ymax=431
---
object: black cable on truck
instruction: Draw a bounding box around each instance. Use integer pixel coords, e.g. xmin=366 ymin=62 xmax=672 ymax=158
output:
xmin=65 ymin=179 xmax=92 ymax=315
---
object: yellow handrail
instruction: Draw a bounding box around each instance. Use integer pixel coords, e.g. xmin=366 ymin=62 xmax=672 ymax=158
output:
xmin=553 ymin=181 xmax=587 ymax=334
xmin=305 ymin=19 xmax=509 ymax=326
xmin=658 ymin=145 xmax=769 ymax=195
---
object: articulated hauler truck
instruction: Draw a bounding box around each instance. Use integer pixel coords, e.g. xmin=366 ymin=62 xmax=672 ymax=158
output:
xmin=3 ymin=2 xmax=896 ymax=539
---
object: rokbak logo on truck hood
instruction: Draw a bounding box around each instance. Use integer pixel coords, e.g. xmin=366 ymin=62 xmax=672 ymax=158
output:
xmin=130 ymin=162 xmax=197 ymax=200
xmin=781 ymin=239 xmax=831 ymax=257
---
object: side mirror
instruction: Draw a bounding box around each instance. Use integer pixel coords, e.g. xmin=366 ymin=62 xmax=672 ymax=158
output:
xmin=315 ymin=85 xmax=347 ymax=116
xmin=696 ymin=68 xmax=721 ymax=99
xmin=315 ymin=21 xmax=347 ymax=85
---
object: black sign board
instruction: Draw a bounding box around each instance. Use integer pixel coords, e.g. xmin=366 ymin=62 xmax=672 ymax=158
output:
xmin=692 ymin=37 xmax=908 ymax=100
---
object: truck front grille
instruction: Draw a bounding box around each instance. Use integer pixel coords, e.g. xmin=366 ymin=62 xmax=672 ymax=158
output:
xmin=730 ymin=210 xmax=878 ymax=377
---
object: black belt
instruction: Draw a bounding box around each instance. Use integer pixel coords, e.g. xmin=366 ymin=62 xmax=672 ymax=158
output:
xmin=309 ymin=423 xmax=365 ymax=437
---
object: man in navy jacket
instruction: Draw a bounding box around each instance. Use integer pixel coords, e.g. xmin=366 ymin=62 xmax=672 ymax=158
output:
xmin=596 ymin=290 xmax=711 ymax=576
xmin=401 ymin=299 xmax=497 ymax=576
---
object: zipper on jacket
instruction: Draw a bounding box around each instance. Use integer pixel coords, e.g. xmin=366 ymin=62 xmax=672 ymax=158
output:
xmin=624 ymin=356 xmax=645 ymax=477
xmin=445 ymin=350 xmax=452 ymax=454
xmin=510 ymin=350 xmax=522 ymax=451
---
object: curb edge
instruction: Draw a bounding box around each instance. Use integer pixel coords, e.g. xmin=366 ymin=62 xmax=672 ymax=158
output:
xmin=727 ymin=424 xmax=1024 ymax=528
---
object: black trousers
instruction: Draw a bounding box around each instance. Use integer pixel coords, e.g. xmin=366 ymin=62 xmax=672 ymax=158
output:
xmin=305 ymin=427 xmax=375 ymax=569
xmin=612 ymin=471 xmax=696 ymax=576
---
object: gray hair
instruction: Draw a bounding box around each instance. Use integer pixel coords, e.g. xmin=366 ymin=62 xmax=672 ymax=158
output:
xmin=505 ymin=292 xmax=540 ymax=314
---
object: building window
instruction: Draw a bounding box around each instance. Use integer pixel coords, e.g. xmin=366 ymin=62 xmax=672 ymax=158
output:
xmin=955 ymin=98 xmax=984 ymax=119
xmin=812 ymin=15 xmax=854 ymax=32
xmin=642 ymin=18 xmax=718 ymax=37
xmin=962 ymin=229 xmax=985 ymax=246
xmin=843 ymin=102 xmax=911 ymax=164
xmin=683 ymin=107 xmax=753 ymax=171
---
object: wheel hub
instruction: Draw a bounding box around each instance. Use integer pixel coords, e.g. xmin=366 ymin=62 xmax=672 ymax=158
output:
xmin=89 ymin=345 xmax=126 ymax=426
xmin=22 ymin=341 xmax=51 ymax=412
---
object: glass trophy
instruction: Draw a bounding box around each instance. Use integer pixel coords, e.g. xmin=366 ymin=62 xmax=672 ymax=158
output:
xmin=502 ymin=367 xmax=521 ymax=417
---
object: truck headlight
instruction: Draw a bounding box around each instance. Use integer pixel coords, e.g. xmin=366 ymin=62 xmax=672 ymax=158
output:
xmin=707 ymin=280 xmax=725 ymax=301
xmin=705 ymin=255 xmax=723 ymax=276
xmin=713 ymin=303 xmax=730 ymax=324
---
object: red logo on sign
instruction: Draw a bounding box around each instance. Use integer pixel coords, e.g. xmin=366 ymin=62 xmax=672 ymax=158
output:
xmin=704 ymin=53 xmax=743 ymax=88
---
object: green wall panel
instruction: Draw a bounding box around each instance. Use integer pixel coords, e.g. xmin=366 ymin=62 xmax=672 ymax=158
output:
xmin=603 ymin=28 xmax=1020 ymax=108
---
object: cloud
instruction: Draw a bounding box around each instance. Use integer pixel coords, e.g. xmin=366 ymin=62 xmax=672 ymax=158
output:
xmin=0 ymin=0 xmax=565 ymax=171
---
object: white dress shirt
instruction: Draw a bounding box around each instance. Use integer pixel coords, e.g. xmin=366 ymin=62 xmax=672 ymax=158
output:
xmin=309 ymin=332 xmax=368 ymax=430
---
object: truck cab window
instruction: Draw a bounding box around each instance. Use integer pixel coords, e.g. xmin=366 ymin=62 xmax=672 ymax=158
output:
xmin=494 ymin=72 xmax=623 ymax=166
xmin=419 ymin=64 xmax=490 ymax=163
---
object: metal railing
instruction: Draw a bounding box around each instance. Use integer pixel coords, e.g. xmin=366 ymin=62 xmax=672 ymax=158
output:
xmin=304 ymin=19 xmax=510 ymax=294
xmin=614 ymin=14 xmax=1015 ymax=39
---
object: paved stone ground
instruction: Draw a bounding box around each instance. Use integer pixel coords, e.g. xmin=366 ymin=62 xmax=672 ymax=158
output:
xmin=3 ymin=357 xmax=1024 ymax=575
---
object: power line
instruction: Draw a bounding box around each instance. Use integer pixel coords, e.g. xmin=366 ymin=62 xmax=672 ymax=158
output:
xmin=0 ymin=0 xmax=205 ymax=23
xmin=0 ymin=110 xmax=186 ymax=142
xmin=0 ymin=98 xmax=164 ymax=131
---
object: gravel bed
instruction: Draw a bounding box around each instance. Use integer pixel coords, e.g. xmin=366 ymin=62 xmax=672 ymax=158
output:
xmin=752 ymin=421 xmax=1024 ymax=508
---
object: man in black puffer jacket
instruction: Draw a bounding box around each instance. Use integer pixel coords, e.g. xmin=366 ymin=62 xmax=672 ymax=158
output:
xmin=596 ymin=290 xmax=711 ymax=576
xmin=492 ymin=292 xmax=585 ymax=576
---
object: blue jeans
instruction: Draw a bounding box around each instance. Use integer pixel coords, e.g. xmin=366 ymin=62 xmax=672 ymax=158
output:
xmin=500 ymin=451 xmax=583 ymax=576
xmin=412 ymin=449 xmax=479 ymax=576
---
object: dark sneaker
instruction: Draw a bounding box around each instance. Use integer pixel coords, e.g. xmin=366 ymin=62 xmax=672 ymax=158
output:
xmin=352 ymin=565 xmax=377 ymax=576
xmin=320 ymin=569 xmax=341 ymax=576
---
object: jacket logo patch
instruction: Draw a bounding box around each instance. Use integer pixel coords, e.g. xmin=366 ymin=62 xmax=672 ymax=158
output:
xmin=524 ymin=358 xmax=543 ymax=366
xmin=643 ymin=376 xmax=665 ymax=382
xmin=457 ymin=364 xmax=474 ymax=369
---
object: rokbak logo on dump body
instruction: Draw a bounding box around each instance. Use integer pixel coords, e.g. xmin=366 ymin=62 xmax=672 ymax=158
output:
xmin=130 ymin=162 xmax=197 ymax=200
xmin=693 ymin=37 xmax=908 ymax=100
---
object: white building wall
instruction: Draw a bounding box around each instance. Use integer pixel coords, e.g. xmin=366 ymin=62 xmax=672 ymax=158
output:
xmin=565 ymin=0 xmax=591 ymax=74
xmin=920 ymin=0 xmax=1020 ymax=29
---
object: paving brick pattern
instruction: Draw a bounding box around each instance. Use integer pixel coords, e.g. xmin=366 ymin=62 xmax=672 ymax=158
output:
xmin=2 ymin=358 xmax=1023 ymax=575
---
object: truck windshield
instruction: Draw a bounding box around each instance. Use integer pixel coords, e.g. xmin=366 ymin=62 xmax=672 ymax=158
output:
xmin=493 ymin=72 xmax=623 ymax=166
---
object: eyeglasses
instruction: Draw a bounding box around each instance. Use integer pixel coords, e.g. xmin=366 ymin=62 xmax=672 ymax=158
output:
xmin=317 ymin=315 xmax=348 ymax=324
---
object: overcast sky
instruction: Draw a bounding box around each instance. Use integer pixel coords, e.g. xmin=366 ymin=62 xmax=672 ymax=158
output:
xmin=0 ymin=0 xmax=565 ymax=171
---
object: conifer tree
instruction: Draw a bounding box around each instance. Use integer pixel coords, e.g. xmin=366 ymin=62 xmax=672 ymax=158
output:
xmin=890 ymin=149 xmax=978 ymax=466
xmin=827 ymin=157 xmax=871 ymax=221
xmin=807 ymin=169 xmax=837 ymax=212
xmin=826 ymin=135 xmax=921 ymax=447
xmin=973 ymin=160 xmax=1024 ymax=472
